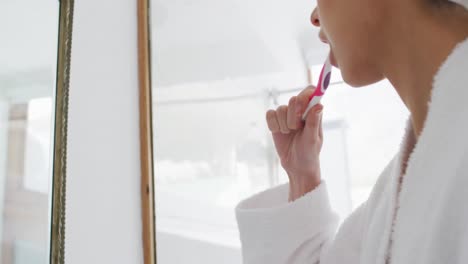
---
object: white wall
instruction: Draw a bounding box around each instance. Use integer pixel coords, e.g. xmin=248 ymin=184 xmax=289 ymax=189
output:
xmin=66 ymin=0 xmax=143 ymax=263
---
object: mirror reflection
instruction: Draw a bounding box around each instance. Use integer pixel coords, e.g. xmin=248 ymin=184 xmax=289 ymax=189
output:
xmin=150 ymin=1 xmax=408 ymax=263
xmin=0 ymin=1 xmax=59 ymax=263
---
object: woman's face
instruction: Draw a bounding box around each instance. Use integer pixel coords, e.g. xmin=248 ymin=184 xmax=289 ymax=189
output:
xmin=312 ymin=0 xmax=391 ymax=87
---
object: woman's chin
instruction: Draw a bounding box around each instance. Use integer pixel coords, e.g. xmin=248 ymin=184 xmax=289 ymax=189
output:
xmin=342 ymin=69 xmax=385 ymax=88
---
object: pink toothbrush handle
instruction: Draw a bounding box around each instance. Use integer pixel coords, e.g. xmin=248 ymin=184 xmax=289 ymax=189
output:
xmin=302 ymin=56 xmax=332 ymax=121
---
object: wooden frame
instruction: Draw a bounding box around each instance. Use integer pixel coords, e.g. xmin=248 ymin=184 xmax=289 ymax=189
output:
xmin=137 ymin=0 xmax=157 ymax=263
xmin=50 ymin=0 xmax=75 ymax=263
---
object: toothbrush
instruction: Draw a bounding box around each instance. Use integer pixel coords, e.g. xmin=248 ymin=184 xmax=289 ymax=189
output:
xmin=302 ymin=56 xmax=332 ymax=121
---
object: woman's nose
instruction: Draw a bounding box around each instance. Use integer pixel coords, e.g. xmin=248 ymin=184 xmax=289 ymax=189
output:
xmin=310 ymin=8 xmax=320 ymax=27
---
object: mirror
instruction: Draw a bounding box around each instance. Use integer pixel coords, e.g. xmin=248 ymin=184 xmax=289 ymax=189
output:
xmin=0 ymin=0 xmax=74 ymax=263
xmin=141 ymin=0 xmax=409 ymax=263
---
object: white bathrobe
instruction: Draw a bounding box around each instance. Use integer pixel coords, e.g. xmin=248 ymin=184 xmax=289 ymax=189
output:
xmin=236 ymin=36 xmax=468 ymax=264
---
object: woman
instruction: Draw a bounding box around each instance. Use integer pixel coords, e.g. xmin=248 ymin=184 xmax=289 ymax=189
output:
xmin=236 ymin=0 xmax=468 ymax=263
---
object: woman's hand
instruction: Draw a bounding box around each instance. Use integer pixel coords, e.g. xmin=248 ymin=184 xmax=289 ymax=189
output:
xmin=266 ymin=86 xmax=324 ymax=201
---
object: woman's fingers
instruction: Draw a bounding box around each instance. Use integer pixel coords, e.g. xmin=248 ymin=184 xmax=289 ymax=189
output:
xmin=266 ymin=86 xmax=320 ymax=134
xmin=266 ymin=110 xmax=280 ymax=133
xmin=303 ymin=104 xmax=323 ymax=142
xmin=266 ymin=108 xmax=290 ymax=134
xmin=318 ymin=111 xmax=323 ymax=141
xmin=296 ymin=86 xmax=317 ymax=117
xmin=287 ymin=96 xmax=300 ymax=130
xmin=276 ymin=106 xmax=290 ymax=134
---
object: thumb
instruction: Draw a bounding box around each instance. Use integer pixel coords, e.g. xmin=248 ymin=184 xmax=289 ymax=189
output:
xmin=303 ymin=104 xmax=323 ymax=141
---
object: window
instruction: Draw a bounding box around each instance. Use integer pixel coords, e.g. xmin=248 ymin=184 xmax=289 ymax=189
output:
xmin=0 ymin=98 xmax=53 ymax=264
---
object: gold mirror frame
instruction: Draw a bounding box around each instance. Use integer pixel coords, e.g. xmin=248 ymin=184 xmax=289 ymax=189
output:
xmin=50 ymin=0 xmax=75 ymax=263
xmin=137 ymin=0 xmax=157 ymax=264
xmin=137 ymin=0 xmax=157 ymax=263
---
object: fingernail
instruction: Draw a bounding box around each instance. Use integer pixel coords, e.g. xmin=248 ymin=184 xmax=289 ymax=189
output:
xmin=315 ymin=105 xmax=323 ymax=115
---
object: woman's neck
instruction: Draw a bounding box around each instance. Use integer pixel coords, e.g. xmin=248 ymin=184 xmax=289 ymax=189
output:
xmin=381 ymin=5 xmax=468 ymax=139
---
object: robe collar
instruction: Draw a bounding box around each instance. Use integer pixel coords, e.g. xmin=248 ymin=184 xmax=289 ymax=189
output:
xmin=389 ymin=37 xmax=468 ymax=262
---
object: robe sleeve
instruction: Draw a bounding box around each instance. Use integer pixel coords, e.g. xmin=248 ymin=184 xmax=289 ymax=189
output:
xmin=235 ymin=181 xmax=368 ymax=264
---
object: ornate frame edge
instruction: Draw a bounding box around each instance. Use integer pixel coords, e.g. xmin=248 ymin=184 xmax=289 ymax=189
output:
xmin=50 ymin=0 xmax=75 ymax=263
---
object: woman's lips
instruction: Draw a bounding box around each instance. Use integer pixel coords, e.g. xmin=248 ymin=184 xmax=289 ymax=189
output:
xmin=318 ymin=31 xmax=337 ymax=67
